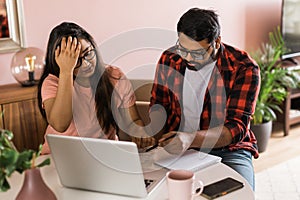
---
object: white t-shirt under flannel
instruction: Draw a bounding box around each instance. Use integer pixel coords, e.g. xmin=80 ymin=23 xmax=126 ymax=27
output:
xmin=181 ymin=61 xmax=216 ymax=132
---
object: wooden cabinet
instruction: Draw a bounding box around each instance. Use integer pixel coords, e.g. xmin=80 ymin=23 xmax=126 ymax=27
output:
xmin=0 ymin=84 xmax=47 ymax=151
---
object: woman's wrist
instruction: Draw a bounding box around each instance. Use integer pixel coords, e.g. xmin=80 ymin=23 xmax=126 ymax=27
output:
xmin=59 ymin=70 xmax=73 ymax=79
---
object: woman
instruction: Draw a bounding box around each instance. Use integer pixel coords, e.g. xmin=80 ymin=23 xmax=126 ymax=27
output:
xmin=37 ymin=22 xmax=154 ymax=154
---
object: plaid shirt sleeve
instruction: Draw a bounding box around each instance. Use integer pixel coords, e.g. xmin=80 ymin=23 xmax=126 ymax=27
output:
xmin=150 ymin=53 xmax=169 ymax=107
xmin=216 ymin=44 xmax=260 ymax=158
xmin=149 ymin=50 xmax=183 ymax=132
xmin=224 ymin=58 xmax=260 ymax=143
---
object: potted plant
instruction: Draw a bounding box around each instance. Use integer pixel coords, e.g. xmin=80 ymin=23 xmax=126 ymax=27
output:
xmin=0 ymin=128 xmax=56 ymax=199
xmin=250 ymin=27 xmax=299 ymax=152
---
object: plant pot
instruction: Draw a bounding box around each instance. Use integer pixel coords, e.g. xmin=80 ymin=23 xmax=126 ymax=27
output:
xmin=16 ymin=168 xmax=57 ymax=200
xmin=250 ymin=121 xmax=272 ymax=153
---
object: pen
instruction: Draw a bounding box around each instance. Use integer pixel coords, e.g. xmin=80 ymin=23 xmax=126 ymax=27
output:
xmin=145 ymin=134 xmax=177 ymax=152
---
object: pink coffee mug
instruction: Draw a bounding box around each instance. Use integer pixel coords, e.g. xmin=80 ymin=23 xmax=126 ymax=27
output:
xmin=166 ymin=169 xmax=203 ymax=200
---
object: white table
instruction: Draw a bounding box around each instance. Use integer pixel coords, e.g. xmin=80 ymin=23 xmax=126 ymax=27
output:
xmin=1 ymin=155 xmax=254 ymax=200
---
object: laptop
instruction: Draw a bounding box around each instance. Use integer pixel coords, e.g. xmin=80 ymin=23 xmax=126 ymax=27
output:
xmin=46 ymin=134 xmax=168 ymax=198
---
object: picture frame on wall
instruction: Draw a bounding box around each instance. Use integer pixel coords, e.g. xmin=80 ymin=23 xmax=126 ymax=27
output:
xmin=0 ymin=0 xmax=25 ymax=53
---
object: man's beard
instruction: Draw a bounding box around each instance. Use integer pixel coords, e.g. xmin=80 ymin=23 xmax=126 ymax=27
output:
xmin=188 ymin=48 xmax=217 ymax=70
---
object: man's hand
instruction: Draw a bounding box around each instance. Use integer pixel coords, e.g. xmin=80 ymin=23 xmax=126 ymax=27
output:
xmin=158 ymin=131 xmax=196 ymax=155
xmin=158 ymin=131 xmax=184 ymax=155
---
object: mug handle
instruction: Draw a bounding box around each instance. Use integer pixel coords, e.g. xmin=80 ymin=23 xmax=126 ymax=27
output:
xmin=193 ymin=180 xmax=204 ymax=196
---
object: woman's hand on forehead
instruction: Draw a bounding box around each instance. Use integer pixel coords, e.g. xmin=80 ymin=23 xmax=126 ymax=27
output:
xmin=55 ymin=36 xmax=81 ymax=73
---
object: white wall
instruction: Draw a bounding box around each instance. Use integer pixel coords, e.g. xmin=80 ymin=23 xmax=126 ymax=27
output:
xmin=0 ymin=0 xmax=282 ymax=84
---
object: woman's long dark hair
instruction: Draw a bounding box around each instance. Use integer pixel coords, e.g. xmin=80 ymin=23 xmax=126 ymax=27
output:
xmin=37 ymin=22 xmax=118 ymax=134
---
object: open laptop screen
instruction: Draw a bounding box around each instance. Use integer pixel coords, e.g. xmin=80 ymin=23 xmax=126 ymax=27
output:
xmin=47 ymin=134 xmax=149 ymax=197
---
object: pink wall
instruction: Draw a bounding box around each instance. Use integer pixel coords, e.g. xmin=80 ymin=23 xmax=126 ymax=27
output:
xmin=0 ymin=0 xmax=282 ymax=85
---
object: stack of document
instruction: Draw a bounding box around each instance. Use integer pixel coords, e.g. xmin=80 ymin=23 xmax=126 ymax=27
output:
xmin=154 ymin=148 xmax=221 ymax=172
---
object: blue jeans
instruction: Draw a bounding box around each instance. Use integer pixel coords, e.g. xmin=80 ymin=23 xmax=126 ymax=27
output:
xmin=208 ymin=149 xmax=255 ymax=191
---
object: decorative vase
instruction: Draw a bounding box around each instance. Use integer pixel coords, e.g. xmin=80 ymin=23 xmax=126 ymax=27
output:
xmin=15 ymin=168 xmax=57 ymax=200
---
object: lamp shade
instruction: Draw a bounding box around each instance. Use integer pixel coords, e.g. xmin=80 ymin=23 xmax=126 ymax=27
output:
xmin=11 ymin=47 xmax=45 ymax=87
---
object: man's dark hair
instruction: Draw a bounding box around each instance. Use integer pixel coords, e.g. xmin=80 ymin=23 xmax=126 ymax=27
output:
xmin=177 ymin=8 xmax=220 ymax=43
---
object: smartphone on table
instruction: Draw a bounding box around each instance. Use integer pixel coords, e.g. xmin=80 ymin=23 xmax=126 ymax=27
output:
xmin=201 ymin=177 xmax=244 ymax=199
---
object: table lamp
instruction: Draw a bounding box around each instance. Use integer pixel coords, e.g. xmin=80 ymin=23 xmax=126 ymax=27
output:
xmin=11 ymin=47 xmax=45 ymax=87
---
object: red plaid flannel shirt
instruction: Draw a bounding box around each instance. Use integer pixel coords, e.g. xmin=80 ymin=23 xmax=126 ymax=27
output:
xmin=150 ymin=43 xmax=260 ymax=158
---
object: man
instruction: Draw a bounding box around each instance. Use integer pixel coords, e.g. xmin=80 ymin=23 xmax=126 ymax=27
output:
xmin=149 ymin=8 xmax=260 ymax=190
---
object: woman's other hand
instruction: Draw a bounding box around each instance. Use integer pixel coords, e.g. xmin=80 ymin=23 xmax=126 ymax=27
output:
xmin=131 ymin=136 xmax=156 ymax=149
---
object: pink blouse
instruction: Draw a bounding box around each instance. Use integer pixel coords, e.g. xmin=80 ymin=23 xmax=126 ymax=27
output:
xmin=41 ymin=66 xmax=136 ymax=154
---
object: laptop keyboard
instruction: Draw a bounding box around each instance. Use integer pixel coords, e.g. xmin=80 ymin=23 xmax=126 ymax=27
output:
xmin=144 ymin=179 xmax=154 ymax=189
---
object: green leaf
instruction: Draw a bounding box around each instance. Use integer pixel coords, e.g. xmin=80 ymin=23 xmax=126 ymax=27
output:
xmin=0 ymin=177 xmax=10 ymax=192
xmin=36 ymin=144 xmax=43 ymax=158
xmin=265 ymin=106 xmax=277 ymax=121
xmin=0 ymin=148 xmax=18 ymax=167
xmin=36 ymin=158 xmax=51 ymax=168
xmin=4 ymin=165 xmax=17 ymax=177
xmin=15 ymin=150 xmax=34 ymax=172
xmin=0 ymin=129 xmax=13 ymax=141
